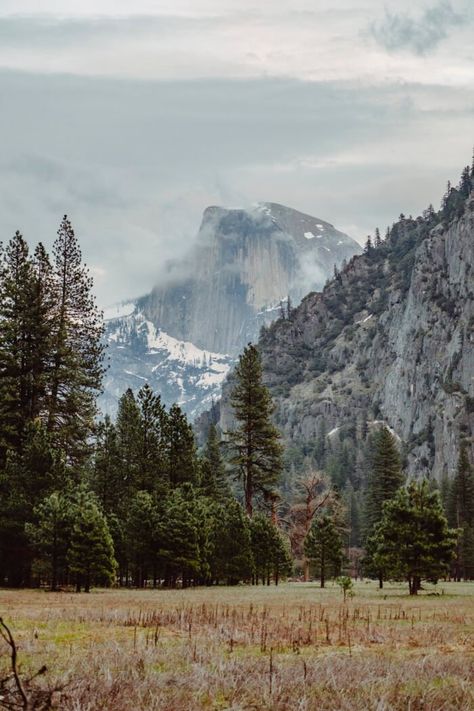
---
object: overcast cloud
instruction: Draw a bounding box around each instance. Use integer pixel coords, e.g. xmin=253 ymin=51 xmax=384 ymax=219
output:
xmin=0 ymin=0 xmax=472 ymax=305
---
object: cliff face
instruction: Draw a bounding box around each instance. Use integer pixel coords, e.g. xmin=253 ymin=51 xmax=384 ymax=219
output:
xmin=101 ymin=202 xmax=360 ymax=417
xmin=140 ymin=203 xmax=360 ymax=354
xmin=220 ymin=190 xmax=474 ymax=481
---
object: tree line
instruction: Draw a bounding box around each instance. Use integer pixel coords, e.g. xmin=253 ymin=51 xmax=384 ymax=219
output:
xmin=0 ymin=219 xmax=472 ymax=594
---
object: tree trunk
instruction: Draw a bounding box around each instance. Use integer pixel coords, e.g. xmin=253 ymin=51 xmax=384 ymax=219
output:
xmin=245 ymin=469 xmax=253 ymax=518
xmin=378 ymin=571 xmax=383 ymax=589
xmin=303 ymin=559 xmax=310 ymax=582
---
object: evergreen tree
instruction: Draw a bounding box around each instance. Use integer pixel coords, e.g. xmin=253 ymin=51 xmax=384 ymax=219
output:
xmin=364 ymin=427 xmax=404 ymax=587
xmin=447 ymin=445 xmax=474 ymax=580
xmin=200 ymin=424 xmax=230 ymax=502
xmin=0 ymin=233 xmax=52 ymax=462
xmin=47 ymin=216 xmax=105 ymax=462
xmin=0 ymin=422 xmax=65 ymax=586
xmin=91 ymin=416 xmax=121 ymax=515
xmin=115 ymin=388 xmax=142 ymax=494
xmin=136 ymin=384 xmax=167 ymax=492
xmin=374 ymin=228 xmax=382 ymax=248
xmin=458 ymin=165 xmax=472 ymax=198
xmin=304 ymin=513 xmax=343 ymax=588
xmin=212 ymin=499 xmax=254 ymax=584
xmin=250 ymin=513 xmax=292 ymax=585
xmin=26 ymin=491 xmax=73 ymax=591
xmin=371 ymin=481 xmax=457 ymax=595
xmin=68 ymin=488 xmax=117 ymax=592
xmin=165 ymin=404 xmax=198 ymax=487
xmin=125 ymin=490 xmax=157 ymax=588
xmin=158 ymin=485 xmax=200 ymax=587
xmin=227 ymin=344 xmax=283 ymax=516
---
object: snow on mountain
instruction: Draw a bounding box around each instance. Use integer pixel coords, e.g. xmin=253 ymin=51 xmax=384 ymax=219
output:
xmin=100 ymin=309 xmax=232 ymax=418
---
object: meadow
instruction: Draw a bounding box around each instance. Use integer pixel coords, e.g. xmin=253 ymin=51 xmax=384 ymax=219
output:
xmin=0 ymin=581 xmax=473 ymax=710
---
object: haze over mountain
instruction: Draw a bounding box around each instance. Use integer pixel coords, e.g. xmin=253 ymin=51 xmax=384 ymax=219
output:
xmin=101 ymin=202 xmax=361 ymax=417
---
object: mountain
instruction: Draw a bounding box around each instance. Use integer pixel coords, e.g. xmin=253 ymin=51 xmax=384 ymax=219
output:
xmin=100 ymin=202 xmax=361 ymax=417
xmin=216 ymin=184 xmax=474 ymax=481
xmin=138 ymin=203 xmax=360 ymax=354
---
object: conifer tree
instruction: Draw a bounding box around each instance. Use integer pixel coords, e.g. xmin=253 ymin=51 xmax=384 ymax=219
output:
xmin=304 ymin=513 xmax=343 ymax=588
xmin=0 ymin=233 xmax=51 ymax=461
xmin=447 ymin=445 xmax=474 ymax=580
xmin=115 ymin=388 xmax=142 ymax=493
xmin=371 ymin=481 xmax=457 ymax=595
xmin=26 ymin=491 xmax=73 ymax=591
xmin=364 ymin=426 xmax=404 ymax=587
xmin=165 ymin=404 xmax=198 ymax=487
xmin=68 ymin=488 xmax=117 ymax=592
xmin=212 ymin=499 xmax=254 ymax=584
xmin=91 ymin=416 xmax=121 ymax=515
xmin=136 ymin=384 xmax=167 ymax=492
xmin=47 ymin=216 xmax=105 ymax=462
xmin=200 ymin=424 xmax=230 ymax=502
xmin=158 ymin=486 xmax=200 ymax=587
xmin=227 ymin=344 xmax=283 ymax=516
xmin=125 ymin=490 xmax=157 ymax=587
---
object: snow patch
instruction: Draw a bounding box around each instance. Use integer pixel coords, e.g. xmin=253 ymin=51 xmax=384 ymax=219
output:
xmin=356 ymin=314 xmax=373 ymax=325
xmin=304 ymin=231 xmax=316 ymax=240
xmin=327 ymin=426 xmax=340 ymax=438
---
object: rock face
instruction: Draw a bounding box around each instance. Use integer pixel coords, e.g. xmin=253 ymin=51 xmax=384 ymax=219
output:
xmin=101 ymin=203 xmax=360 ymax=417
xmin=243 ymin=189 xmax=474 ymax=481
xmin=139 ymin=203 xmax=360 ymax=354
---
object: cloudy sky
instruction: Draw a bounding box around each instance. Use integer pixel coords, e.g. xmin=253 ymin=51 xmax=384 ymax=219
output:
xmin=0 ymin=0 xmax=473 ymax=305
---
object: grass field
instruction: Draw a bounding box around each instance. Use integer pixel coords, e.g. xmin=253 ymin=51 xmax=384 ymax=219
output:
xmin=1 ymin=581 xmax=473 ymax=710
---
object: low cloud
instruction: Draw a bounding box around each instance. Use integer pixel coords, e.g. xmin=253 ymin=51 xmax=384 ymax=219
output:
xmin=370 ymin=1 xmax=464 ymax=55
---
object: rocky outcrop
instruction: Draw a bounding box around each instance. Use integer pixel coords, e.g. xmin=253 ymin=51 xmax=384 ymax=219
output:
xmin=219 ymin=190 xmax=474 ymax=481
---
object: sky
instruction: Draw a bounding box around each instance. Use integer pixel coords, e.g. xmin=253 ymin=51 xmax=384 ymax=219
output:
xmin=0 ymin=0 xmax=473 ymax=305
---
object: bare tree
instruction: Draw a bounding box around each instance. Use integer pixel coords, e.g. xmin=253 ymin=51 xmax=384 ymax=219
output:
xmin=286 ymin=471 xmax=338 ymax=581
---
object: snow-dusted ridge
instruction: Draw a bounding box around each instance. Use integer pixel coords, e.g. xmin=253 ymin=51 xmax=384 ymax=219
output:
xmin=100 ymin=309 xmax=233 ymax=420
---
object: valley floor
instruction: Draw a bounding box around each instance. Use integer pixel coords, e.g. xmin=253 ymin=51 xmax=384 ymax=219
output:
xmin=0 ymin=581 xmax=473 ymax=710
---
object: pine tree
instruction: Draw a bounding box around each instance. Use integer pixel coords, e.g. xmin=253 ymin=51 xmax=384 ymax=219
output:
xmin=371 ymin=481 xmax=457 ymax=595
xmin=92 ymin=416 xmax=121 ymax=515
xmin=365 ymin=427 xmax=404 ymax=531
xmin=200 ymin=424 xmax=230 ymax=502
xmin=68 ymin=488 xmax=117 ymax=592
xmin=136 ymin=384 xmax=167 ymax=492
xmin=0 ymin=233 xmax=52 ymax=461
xmin=26 ymin=491 xmax=73 ymax=591
xmin=458 ymin=165 xmax=472 ymax=198
xmin=227 ymin=344 xmax=283 ymax=516
xmin=364 ymin=426 xmax=404 ymax=587
xmin=250 ymin=513 xmax=292 ymax=585
xmin=165 ymin=404 xmax=198 ymax=487
xmin=158 ymin=485 xmax=200 ymax=587
xmin=125 ymin=490 xmax=157 ymax=588
xmin=447 ymin=445 xmax=474 ymax=580
xmin=47 ymin=216 xmax=105 ymax=462
xmin=115 ymin=388 xmax=142 ymax=493
xmin=304 ymin=514 xmax=343 ymax=588
xmin=212 ymin=499 xmax=254 ymax=584
xmin=0 ymin=422 xmax=65 ymax=586
xmin=374 ymin=228 xmax=382 ymax=248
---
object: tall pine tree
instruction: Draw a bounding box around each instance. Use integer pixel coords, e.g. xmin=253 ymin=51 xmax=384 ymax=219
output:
xmin=47 ymin=216 xmax=105 ymax=462
xmin=227 ymin=344 xmax=283 ymax=516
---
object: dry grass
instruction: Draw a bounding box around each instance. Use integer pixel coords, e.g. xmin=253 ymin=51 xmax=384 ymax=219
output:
xmin=0 ymin=581 xmax=473 ymax=710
